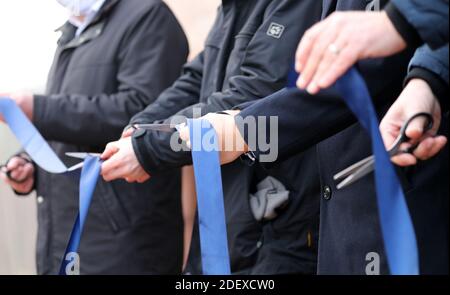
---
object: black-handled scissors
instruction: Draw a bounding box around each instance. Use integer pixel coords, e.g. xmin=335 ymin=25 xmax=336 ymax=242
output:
xmin=334 ymin=113 xmax=434 ymax=190
xmin=0 ymin=155 xmax=33 ymax=184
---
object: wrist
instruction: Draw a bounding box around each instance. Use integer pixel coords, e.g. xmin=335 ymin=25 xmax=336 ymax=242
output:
xmin=405 ymin=67 xmax=449 ymax=112
xmin=405 ymin=78 xmax=436 ymax=102
xmin=384 ymin=2 xmax=422 ymax=48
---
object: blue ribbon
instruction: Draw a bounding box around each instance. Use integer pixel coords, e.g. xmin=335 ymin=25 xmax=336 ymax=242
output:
xmin=0 ymin=97 xmax=102 ymax=275
xmin=59 ymin=155 xmax=101 ymax=275
xmin=0 ymin=98 xmax=67 ymax=174
xmin=188 ymin=119 xmax=231 ymax=275
xmin=334 ymin=68 xmax=419 ymax=275
xmin=287 ymin=69 xmax=419 ymax=274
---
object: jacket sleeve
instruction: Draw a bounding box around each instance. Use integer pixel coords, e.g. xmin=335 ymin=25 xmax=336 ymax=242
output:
xmin=129 ymin=51 xmax=205 ymax=125
xmin=236 ymin=88 xmax=357 ymax=165
xmin=238 ymin=44 xmax=449 ymax=165
xmin=32 ymin=3 xmax=189 ymax=147
xmin=131 ymin=0 xmax=323 ymax=173
xmin=386 ymin=0 xmax=449 ymax=50
xmin=405 ymin=45 xmax=449 ymax=111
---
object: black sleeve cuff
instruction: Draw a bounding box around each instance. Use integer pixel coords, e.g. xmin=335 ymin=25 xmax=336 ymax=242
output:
xmin=233 ymin=101 xmax=258 ymax=111
xmin=405 ymin=67 xmax=450 ymax=112
xmin=131 ymin=128 xmax=192 ymax=174
xmin=385 ymin=2 xmax=423 ymax=49
xmin=235 ymin=113 xmax=269 ymax=166
xmin=131 ymin=130 xmax=158 ymax=175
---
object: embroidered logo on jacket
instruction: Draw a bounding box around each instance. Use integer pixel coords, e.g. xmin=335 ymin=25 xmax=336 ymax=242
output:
xmin=267 ymin=23 xmax=285 ymax=39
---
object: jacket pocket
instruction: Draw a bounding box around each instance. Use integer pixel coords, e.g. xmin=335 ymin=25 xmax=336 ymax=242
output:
xmin=96 ymin=180 xmax=131 ymax=233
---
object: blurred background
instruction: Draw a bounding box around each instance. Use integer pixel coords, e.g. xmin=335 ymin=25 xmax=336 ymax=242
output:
xmin=0 ymin=0 xmax=219 ymax=275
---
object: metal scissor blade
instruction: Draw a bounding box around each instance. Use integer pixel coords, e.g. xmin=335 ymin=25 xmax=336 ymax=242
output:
xmin=334 ymin=155 xmax=374 ymax=181
xmin=134 ymin=123 xmax=184 ymax=133
xmin=336 ymin=159 xmax=375 ymax=190
xmin=65 ymin=152 xmax=102 ymax=160
xmin=67 ymin=162 xmax=85 ymax=172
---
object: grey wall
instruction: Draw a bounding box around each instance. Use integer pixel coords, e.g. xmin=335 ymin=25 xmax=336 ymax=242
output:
xmin=0 ymin=126 xmax=37 ymax=275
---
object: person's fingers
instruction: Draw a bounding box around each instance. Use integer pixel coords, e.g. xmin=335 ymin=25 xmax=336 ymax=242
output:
xmin=102 ymin=151 xmax=135 ymax=182
xmin=426 ymin=136 xmax=448 ymax=159
xmin=19 ymin=163 xmax=34 ymax=180
xmin=125 ymin=177 xmax=136 ymax=183
xmin=21 ymin=178 xmax=34 ymax=193
xmin=101 ymin=142 xmax=120 ymax=160
xmin=1 ymin=169 xmax=33 ymax=193
xmin=105 ymin=163 xmax=130 ymax=182
xmin=126 ymin=172 xmax=150 ymax=184
xmin=9 ymin=162 xmax=32 ymax=180
xmin=414 ymin=136 xmax=447 ymax=161
xmin=412 ymin=137 xmax=434 ymax=160
xmin=297 ymin=23 xmax=339 ymax=91
xmin=314 ymin=29 xmax=351 ymax=89
xmin=185 ymin=139 xmax=191 ymax=150
xmin=316 ymin=45 xmax=359 ymax=90
xmin=178 ymin=125 xmax=190 ymax=143
xmin=380 ymin=123 xmax=401 ymax=150
xmin=223 ymin=110 xmax=241 ymax=116
xmin=307 ymin=35 xmax=349 ymax=94
xmin=9 ymin=167 xmax=24 ymax=181
xmin=220 ymin=151 xmax=243 ymax=165
xmin=405 ymin=115 xmax=430 ymax=141
xmin=101 ymin=155 xmax=121 ymax=181
xmin=6 ymin=157 xmax=26 ymax=171
xmin=121 ymin=128 xmax=134 ymax=139
xmin=295 ymin=21 xmax=325 ymax=73
xmin=137 ymin=174 xmax=151 ymax=184
xmin=391 ymin=153 xmax=417 ymax=167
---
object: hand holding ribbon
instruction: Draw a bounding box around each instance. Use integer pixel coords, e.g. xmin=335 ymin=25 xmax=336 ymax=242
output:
xmin=187 ymin=118 xmax=231 ymax=275
xmin=0 ymin=97 xmax=102 ymax=275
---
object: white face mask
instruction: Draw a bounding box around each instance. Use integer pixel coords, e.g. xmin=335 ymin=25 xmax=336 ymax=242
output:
xmin=56 ymin=0 xmax=99 ymax=16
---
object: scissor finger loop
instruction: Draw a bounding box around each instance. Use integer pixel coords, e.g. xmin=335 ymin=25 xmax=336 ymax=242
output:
xmin=334 ymin=113 xmax=434 ymax=190
xmin=388 ymin=113 xmax=434 ymax=156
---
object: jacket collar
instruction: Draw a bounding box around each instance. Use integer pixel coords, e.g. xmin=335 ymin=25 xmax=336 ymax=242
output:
xmin=56 ymin=0 xmax=120 ymax=46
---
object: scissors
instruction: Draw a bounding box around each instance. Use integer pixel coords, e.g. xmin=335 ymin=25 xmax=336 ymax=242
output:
xmin=133 ymin=113 xmax=233 ymax=133
xmin=132 ymin=123 xmax=185 ymax=133
xmin=65 ymin=122 xmax=185 ymax=164
xmin=64 ymin=123 xmax=185 ymax=167
xmin=0 ymin=156 xmax=33 ymax=184
xmin=334 ymin=113 xmax=434 ymax=190
xmin=65 ymin=153 xmax=102 ymax=171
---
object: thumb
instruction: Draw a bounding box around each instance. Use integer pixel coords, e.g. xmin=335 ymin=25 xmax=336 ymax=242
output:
xmin=101 ymin=142 xmax=120 ymax=160
xmin=178 ymin=125 xmax=190 ymax=143
xmin=405 ymin=116 xmax=428 ymax=141
xmin=121 ymin=127 xmax=134 ymax=139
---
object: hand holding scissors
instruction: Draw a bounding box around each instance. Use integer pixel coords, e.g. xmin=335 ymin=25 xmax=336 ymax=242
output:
xmin=334 ymin=113 xmax=435 ymax=189
xmin=0 ymin=154 xmax=33 ymax=184
xmin=0 ymin=154 xmax=35 ymax=195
